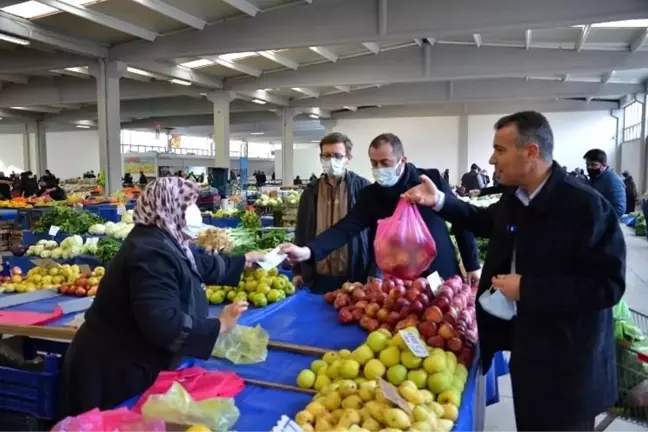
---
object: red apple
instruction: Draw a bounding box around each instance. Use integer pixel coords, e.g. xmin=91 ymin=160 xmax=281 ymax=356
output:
xmin=365 ymin=302 xmax=381 ymax=318
xmin=433 ymin=296 xmax=451 ymax=313
xmin=334 ymin=297 xmax=350 ymax=310
xmin=383 ymin=279 xmax=395 ymax=293
xmin=424 ymin=306 xmax=444 ymax=324
xmin=339 ymin=308 xmax=354 ymax=324
xmin=375 ymin=292 xmax=388 ymax=305
xmin=383 ymin=297 xmax=395 ymax=310
xmin=447 ymin=337 xmax=463 ymax=353
xmin=405 ymin=290 xmax=419 ymax=302
xmin=377 ymin=308 xmax=390 ymax=322
xmin=359 ymin=316 xmax=372 ymax=330
xmin=352 ymin=288 xmax=367 ymax=302
xmin=355 ymin=300 xmax=368 ymax=310
xmin=352 ymin=308 xmax=365 ymax=321
xmin=427 ymin=335 xmax=446 ymax=349
xmin=410 ymin=300 xmax=424 ymax=316
xmin=324 ymin=292 xmax=337 ymax=304
xmin=398 ymin=307 xmax=411 ymax=320
xmin=439 ymin=323 xmax=457 ymax=340
xmin=392 ymin=278 xmax=404 ymax=286
xmin=438 ymin=285 xmax=454 ymax=299
xmin=389 ymin=286 xmax=406 ymax=299
xmin=387 ymin=311 xmax=400 ymax=325
xmin=458 ymin=348 xmax=474 ymax=366
xmin=417 ymin=294 xmax=430 ymax=309
xmin=353 ymin=281 xmax=363 ymax=289
xmin=443 ymin=308 xmax=458 ymax=325
xmin=379 ymin=323 xmax=393 ymax=332
xmin=394 ymin=298 xmax=410 ymax=312
xmin=418 ymin=321 xmax=438 ymax=339
xmin=446 ymin=275 xmax=462 ymax=291
xmin=367 ymin=278 xmax=382 ymax=291
xmin=411 ymin=277 xmax=428 ymax=292
xmin=366 ymin=318 xmax=380 ymax=332
xmin=395 ymin=319 xmax=411 ymax=332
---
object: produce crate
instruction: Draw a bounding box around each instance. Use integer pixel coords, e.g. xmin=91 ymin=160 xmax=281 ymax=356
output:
xmin=0 ymin=354 xmax=60 ymax=420
xmin=0 ymin=221 xmax=12 ymax=252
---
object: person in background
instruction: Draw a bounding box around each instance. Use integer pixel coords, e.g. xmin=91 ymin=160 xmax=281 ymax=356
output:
xmin=38 ymin=178 xmax=67 ymax=201
xmin=281 ymin=133 xmax=481 ymax=285
xmin=402 ymin=111 xmax=625 ymax=431
xmin=138 ymin=170 xmax=148 ymax=186
xmin=309 ymin=173 xmax=318 ymax=182
xmin=62 ymin=178 xmax=266 ymax=415
xmin=480 ymin=169 xmax=491 ymax=187
xmin=293 ymin=175 xmax=303 ymax=185
xmin=622 ymin=171 xmax=638 ymax=213
xmin=40 ymin=169 xmax=55 ymax=183
xmin=271 ymin=171 xmax=276 ymax=181
xmin=293 ymin=133 xmax=373 ymax=293
xmin=89 ymin=170 xmax=96 ymax=179
xmin=123 ymin=173 xmax=134 ymax=187
xmin=583 ymin=149 xmax=626 ymax=217
xmin=442 ymin=169 xmax=450 ymax=184
xmin=22 ymin=172 xmax=38 ymax=197
xmin=461 ymin=163 xmax=485 ymax=192
xmin=0 ymin=172 xmax=11 ymax=200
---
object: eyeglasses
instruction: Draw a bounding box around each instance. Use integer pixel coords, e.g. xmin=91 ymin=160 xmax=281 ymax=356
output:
xmin=320 ymin=154 xmax=346 ymax=161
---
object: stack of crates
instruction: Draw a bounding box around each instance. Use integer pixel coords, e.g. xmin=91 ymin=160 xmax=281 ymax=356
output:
xmin=0 ymin=221 xmax=12 ymax=252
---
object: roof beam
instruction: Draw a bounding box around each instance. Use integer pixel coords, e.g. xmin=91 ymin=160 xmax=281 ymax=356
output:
xmin=0 ymin=74 xmax=28 ymax=84
xmin=334 ymin=85 xmax=350 ymax=93
xmin=128 ymin=60 xmax=222 ymax=88
xmin=10 ymin=106 xmax=62 ymax=113
xmin=128 ymin=0 xmax=206 ymax=30
xmin=51 ymin=67 xmax=91 ymax=79
xmin=473 ymin=34 xmax=482 ymax=48
xmin=225 ymin=45 xmax=648 ymax=90
xmin=630 ymin=28 xmax=648 ymax=52
xmin=221 ymin=0 xmax=259 ymax=17
xmin=257 ymin=50 xmax=300 ymax=70
xmin=0 ymin=51 xmax=89 ymax=74
xmin=36 ymin=0 xmax=158 ymax=41
xmin=110 ymin=0 xmax=648 ymax=61
xmin=206 ymin=56 xmax=262 ymax=77
xmin=237 ymin=90 xmax=288 ymax=106
xmin=525 ymin=29 xmax=531 ymax=50
xmin=601 ymin=71 xmax=614 ymax=83
xmin=0 ymin=11 xmax=107 ymax=57
xmin=292 ymin=87 xmax=320 ymax=98
xmin=362 ymin=42 xmax=380 ymax=54
xmin=289 ymin=79 xmax=640 ymax=109
xmin=575 ymin=24 xmax=591 ymax=51
xmin=309 ymin=46 xmax=338 ymax=62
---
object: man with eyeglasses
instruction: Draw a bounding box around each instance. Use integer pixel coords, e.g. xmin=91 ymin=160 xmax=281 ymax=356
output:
xmin=292 ymin=132 xmax=374 ymax=294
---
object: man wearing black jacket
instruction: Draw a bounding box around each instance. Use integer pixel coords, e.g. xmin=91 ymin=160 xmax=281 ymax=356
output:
xmin=282 ymin=133 xmax=481 ymax=285
xmin=293 ymin=133 xmax=372 ymax=293
xmin=403 ymin=111 xmax=626 ymax=431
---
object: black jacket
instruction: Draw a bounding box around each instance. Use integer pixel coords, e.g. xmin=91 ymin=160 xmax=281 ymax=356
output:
xmin=308 ymin=163 xmax=480 ymax=280
xmin=439 ymin=163 xmax=625 ymax=425
xmin=294 ymin=171 xmax=372 ymax=291
xmin=461 ymin=170 xmax=483 ymax=191
xmin=62 ymin=225 xmax=245 ymax=416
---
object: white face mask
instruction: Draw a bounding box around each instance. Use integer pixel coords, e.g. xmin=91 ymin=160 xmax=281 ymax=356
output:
xmin=183 ymin=203 xmax=207 ymax=239
xmin=478 ymin=287 xmax=517 ymax=320
xmin=372 ymin=159 xmax=403 ymax=187
xmin=321 ymin=158 xmax=347 ymax=177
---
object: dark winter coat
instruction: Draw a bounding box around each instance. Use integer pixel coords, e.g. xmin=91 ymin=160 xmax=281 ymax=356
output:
xmin=294 ymin=171 xmax=372 ymax=293
xmin=307 ymin=163 xmax=481 ymax=281
xmin=624 ymin=175 xmax=638 ymax=214
xmin=438 ymin=162 xmax=625 ymax=426
xmin=588 ymin=167 xmax=626 ymax=217
xmin=62 ymin=225 xmax=245 ymax=416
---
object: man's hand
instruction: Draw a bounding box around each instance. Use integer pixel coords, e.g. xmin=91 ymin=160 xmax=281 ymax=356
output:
xmin=279 ymin=243 xmax=312 ymax=263
xmin=244 ymin=251 xmax=265 ymax=268
xmin=218 ymin=301 xmax=248 ymax=334
xmin=401 ymin=175 xmax=440 ymax=207
xmin=466 ymin=269 xmax=481 ymax=286
xmin=491 ymin=274 xmax=521 ymax=301
xmin=292 ymin=275 xmax=304 ymax=289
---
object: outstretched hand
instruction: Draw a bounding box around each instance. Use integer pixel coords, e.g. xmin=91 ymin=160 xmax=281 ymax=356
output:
xmin=401 ymin=175 xmax=440 ymax=207
xmin=279 ymin=243 xmax=312 ymax=263
xmin=219 ymin=301 xmax=248 ymax=334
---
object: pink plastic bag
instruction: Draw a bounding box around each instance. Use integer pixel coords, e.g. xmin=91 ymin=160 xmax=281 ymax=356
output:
xmin=51 ymin=407 xmax=166 ymax=432
xmin=132 ymin=367 xmax=244 ymax=413
xmin=374 ymin=198 xmax=437 ymax=281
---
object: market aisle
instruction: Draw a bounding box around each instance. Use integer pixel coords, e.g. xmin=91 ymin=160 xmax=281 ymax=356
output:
xmin=485 ymin=226 xmax=648 ymax=431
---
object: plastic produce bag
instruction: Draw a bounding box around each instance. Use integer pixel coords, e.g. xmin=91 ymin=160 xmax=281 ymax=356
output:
xmin=374 ymin=198 xmax=437 ymax=280
xmin=142 ymin=382 xmax=239 ymax=432
xmin=52 ymin=408 xmax=165 ymax=432
xmin=212 ymin=324 xmax=269 ymax=364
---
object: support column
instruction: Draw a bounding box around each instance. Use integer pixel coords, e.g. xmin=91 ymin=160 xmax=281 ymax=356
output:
xmin=611 ymin=108 xmax=623 ymax=174
xmin=34 ymin=121 xmax=47 ymax=176
xmin=208 ymin=92 xmax=234 ymax=168
xmin=91 ymin=60 xmax=125 ymax=195
xmin=640 ymin=91 xmax=647 ymax=192
xmin=281 ymin=108 xmax=295 ymax=186
xmin=22 ymin=123 xmax=31 ymax=172
xmin=457 ymin=112 xmax=469 ymax=186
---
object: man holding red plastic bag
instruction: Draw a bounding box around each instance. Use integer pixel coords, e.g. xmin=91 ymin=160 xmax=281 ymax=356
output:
xmin=281 ymin=133 xmax=481 ymax=284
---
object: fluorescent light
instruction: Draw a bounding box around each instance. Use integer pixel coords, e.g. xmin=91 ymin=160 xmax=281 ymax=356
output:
xmin=591 ymin=19 xmax=648 ymax=28
xmin=252 ymin=99 xmax=267 ymax=105
xmin=250 ymin=132 xmax=264 ymax=135
xmin=2 ymin=0 xmax=96 ymax=19
xmin=169 ymin=79 xmax=192 ymax=86
xmin=0 ymin=33 xmax=29 ymax=46
xmin=179 ymin=59 xmax=214 ymax=69
xmin=127 ymin=67 xmax=154 ymax=77
xmin=310 ymin=140 xmax=319 ymax=143
xmin=309 ymin=114 xmax=319 ymax=119
xmin=219 ymin=52 xmax=257 ymax=61
xmin=76 ymin=125 xmax=91 ymax=129
xmin=64 ymin=67 xmax=88 ymax=74
xmin=10 ymin=107 xmax=26 ymax=110
xmin=0 ymin=117 xmax=3 ymax=121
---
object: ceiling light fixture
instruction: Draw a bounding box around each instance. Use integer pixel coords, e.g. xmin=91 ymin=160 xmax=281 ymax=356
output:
xmin=76 ymin=125 xmax=91 ymax=129
xmin=9 ymin=107 xmax=27 ymax=110
xmin=250 ymin=132 xmax=264 ymax=135
xmin=0 ymin=32 xmax=30 ymax=46
xmin=252 ymin=99 xmax=267 ymax=105
xmin=169 ymin=79 xmax=192 ymax=86
xmin=179 ymin=59 xmax=214 ymax=69
xmin=309 ymin=114 xmax=320 ymax=119
xmin=127 ymin=67 xmax=154 ymax=77
xmin=310 ymin=140 xmax=319 ymax=143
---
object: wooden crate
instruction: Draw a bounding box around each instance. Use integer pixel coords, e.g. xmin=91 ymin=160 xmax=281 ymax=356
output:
xmin=0 ymin=222 xmax=12 ymax=252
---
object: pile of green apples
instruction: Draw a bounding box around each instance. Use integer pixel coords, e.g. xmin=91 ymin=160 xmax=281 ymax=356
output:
xmin=293 ymin=329 xmax=467 ymax=432
xmin=205 ymin=267 xmax=296 ymax=307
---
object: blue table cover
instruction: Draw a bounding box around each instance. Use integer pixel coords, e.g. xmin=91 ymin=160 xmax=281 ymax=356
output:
xmin=0 ymin=209 xmax=17 ymax=221
xmin=202 ymin=216 xmax=274 ymax=229
xmin=85 ymin=203 xmax=135 ymax=223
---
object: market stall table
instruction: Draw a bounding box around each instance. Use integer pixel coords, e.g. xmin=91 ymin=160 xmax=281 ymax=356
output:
xmin=0 ymin=209 xmax=17 ymax=221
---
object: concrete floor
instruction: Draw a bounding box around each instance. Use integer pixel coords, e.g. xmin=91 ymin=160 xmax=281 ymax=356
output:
xmin=485 ymin=226 xmax=648 ymax=431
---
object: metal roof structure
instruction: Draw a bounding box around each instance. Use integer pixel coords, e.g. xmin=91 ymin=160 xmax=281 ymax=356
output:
xmin=0 ymin=0 xmax=647 ymax=139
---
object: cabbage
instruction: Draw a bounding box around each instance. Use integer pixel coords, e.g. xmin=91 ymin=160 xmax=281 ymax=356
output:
xmin=121 ymin=210 xmax=134 ymax=224
xmin=50 ymin=248 xmax=62 ymax=260
xmin=37 ymin=239 xmax=48 ymax=246
xmin=88 ymin=224 xmax=106 ymax=235
xmin=69 ymin=245 xmax=82 ymax=257
xmin=61 ymin=250 xmax=70 ymax=260
xmin=104 ymin=222 xmax=117 ymax=236
xmin=40 ymin=250 xmax=51 ymax=258
xmin=71 ymin=235 xmax=83 ymax=247
xmin=46 ymin=240 xmax=58 ymax=249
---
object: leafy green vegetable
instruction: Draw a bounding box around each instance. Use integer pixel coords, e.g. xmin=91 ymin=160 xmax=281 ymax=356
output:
xmin=96 ymin=237 xmax=122 ymax=263
xmin=240 ymin=210 xmax=262 ymax=230
xmin=34 ymin=207 xmax=105 ymax=235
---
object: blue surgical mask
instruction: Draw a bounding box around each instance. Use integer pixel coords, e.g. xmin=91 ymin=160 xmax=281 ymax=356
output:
xmin=478 ymin=287 xmax=517 ymax=320
xmin=372 ymin=160 xmax=403 ymax=187
xmin=321 ymin=158 xmax=347 ymax=177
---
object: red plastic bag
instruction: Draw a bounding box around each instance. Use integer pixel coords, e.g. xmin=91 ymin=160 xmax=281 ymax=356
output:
xmin=51 ymin=408 xmax=165 ymax=432
xmin=374 ymin=198 xmax=437 ymax=280
xmin=132 ymin=367 xmax=244 ymax=413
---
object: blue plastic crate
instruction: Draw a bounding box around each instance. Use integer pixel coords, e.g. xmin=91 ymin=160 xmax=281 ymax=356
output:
xmin=0 ymin=354 xmax=60 ymax=419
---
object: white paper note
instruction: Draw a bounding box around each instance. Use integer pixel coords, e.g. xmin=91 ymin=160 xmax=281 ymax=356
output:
xmin=258 ymin=247 xmax=287 ymax=270
xmin=48 ymin=225 xmax=60 ymax=236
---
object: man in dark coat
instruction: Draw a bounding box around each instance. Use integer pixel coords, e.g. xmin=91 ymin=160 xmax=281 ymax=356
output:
xmin=584 ymin=148 xmax=626 ymax=217
xmin=461 ymin=163 xmax=485 ymax=192
xmin=293 ymin=132 xmax=373 ymax=293
xmin=622 ymin=170 xmax=638 ymax=213
xmin=402 ymin=111 xmax=626 ymax=431
xmin=282 ymin=133 xmax=481 ymax=286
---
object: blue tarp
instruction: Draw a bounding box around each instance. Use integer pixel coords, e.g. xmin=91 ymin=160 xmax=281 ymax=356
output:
xmin=85 ymin=203 xmax=135 ymax=223
xmin=0 ymin=209 xmax=17 ymax=221
xmin=201 ymin=215 xmax=275 ymax=228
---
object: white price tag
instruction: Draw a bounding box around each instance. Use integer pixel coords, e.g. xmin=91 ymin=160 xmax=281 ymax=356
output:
xmin=427 ymin=271 xmax=443 ymax=296
xmin=399 ymin=328 xmax=429 ymax=358
xmin=48 ymin=225 xmax=60 ymax=236
xmin=257 ymin=247 xmax=287 ymax=270
xmin=272 ymin=415 xmax=304 ymax=432
xmin=117 ymin=204 xmax=126 ymax=215
xmin=377 ymin=378 xmax=412 ymax=413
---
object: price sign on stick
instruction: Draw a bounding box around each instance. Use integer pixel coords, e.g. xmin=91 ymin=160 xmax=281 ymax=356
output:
xmin=273 ymin=415 xmax=304 ymax=432
xmin=48 ymin=225 xmax=60 ymax=237
xmin=117 ymin=205 xmax=126 ymax=216
xmin=377 ymin=378 xmax=412 ymax=413
xmin=399 ymin=328 xmax=429 ymax=358
xmin=427 ymin=271 xmax=443 ymax=296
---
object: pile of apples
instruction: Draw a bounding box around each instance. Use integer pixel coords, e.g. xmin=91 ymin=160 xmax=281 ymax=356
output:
xmin=325 ymin=275 xmax=477 ymax=367
xmin=57 ymin=266 xmax=105 ymax=297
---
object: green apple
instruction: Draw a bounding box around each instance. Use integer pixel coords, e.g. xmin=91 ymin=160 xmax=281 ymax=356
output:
xmin=407 ymin=369 xmax=429 ymax=389
xmin=351 ymin=344 xmax=375 ymax=366
xmin=386 ymin=364 xmax=408 ymax=386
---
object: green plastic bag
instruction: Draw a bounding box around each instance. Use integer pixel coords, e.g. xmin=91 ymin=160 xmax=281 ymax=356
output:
xmin=212 ymin=324 xmax=269 ymax=364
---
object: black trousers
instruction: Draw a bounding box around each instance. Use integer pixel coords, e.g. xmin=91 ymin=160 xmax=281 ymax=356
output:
xmin=516 ymin=418 xmax=595 ymax=431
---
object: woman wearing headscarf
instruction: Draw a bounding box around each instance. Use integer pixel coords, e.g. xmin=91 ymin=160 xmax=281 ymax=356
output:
xmin=62 ymin=178 xmax=264 ymax=416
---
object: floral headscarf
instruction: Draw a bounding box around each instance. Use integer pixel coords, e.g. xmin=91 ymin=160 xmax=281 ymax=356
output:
xmin=134 ymin=177 xmax=201 ymax=270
